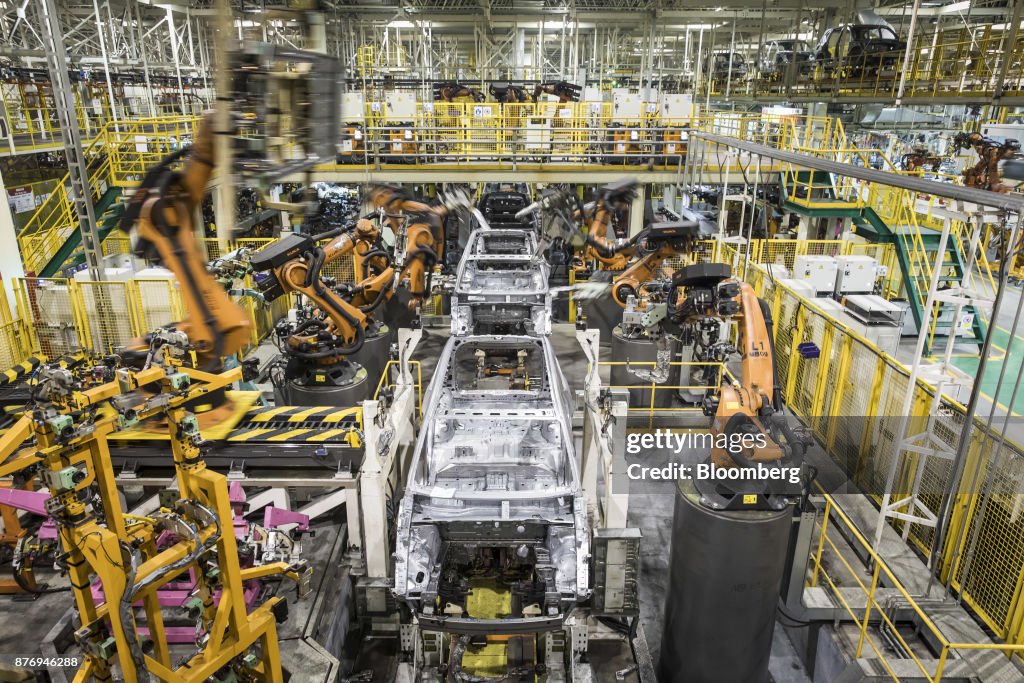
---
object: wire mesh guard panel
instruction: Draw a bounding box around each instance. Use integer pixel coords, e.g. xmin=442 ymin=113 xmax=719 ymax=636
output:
xmin=789 ymin=312 xmax=825 ymax=416
xmin=321 ymin=252 xmax=355 ymax=284
xmin=0 ymin=322 xmax=28 ymax=369
xmin=751 ymin=261 xmax=1024 ymax=648
xmin=76 ymin=281 xmax=136 ymax=354
xmin=948 ymin=428 xmax=1024 ymax=638
xmin=17 ymin=278 xmax=79 ymax=358
xmin=134 ymin=279 xmax=183 ymax=331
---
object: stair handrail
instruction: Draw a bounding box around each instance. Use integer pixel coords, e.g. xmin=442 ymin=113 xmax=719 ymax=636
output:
xmin=19 ymin=150 xmax=115 ymax=275
xmin=18 ymin=126 xmax=111 ymax=241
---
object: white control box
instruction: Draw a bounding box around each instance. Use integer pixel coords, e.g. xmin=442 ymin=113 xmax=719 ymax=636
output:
xmin=340 ymin=92 xmax=365 ymax=123
xmin=777 ymin=277 xmax=818 ymax=300
xmin=612 ymin=92 xmax=643 ymax=121
xmin=660 ymin=93 xmax=694 ymax=120
xmin=835 ymin=255 xmax=878 ymax=295
xmin=383 ymin=91 xmax=417 ymax=120
xmin=793 ymin=255 xmax=839 ymax=295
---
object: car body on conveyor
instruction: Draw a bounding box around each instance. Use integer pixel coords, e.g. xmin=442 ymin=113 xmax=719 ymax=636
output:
xmin=393 ymin=220 xmax=589 ymax=636
xmin=450 ymin=228 xmax=552 ymax=336
xmin=812 ymin=24 xmax=906 ymax=79
xmin=392 ymin=333 xmax=589 ymax=634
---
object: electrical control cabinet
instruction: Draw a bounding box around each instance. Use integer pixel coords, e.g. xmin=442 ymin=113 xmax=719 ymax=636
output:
xmin=383 ymin=91 xmax=417 ymax=120
xmin=612 ymin=92 xmax=643 ymax=121
xmin=835 ymin=255 xmax=878 ymax=295
xmin=340 ymin=92 xmax=365 ymax=123
xmin=660 ymin=93 xmax=694 ymax=119
xmin=793 ymin=255 xmax=839 ymax=295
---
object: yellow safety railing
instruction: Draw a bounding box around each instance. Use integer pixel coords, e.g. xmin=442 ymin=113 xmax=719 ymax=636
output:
xmin=0 ymin=77 xmax=212 ymax=156
xmin=0 ymin=277 xmax=32 ymax=370
xmin=732 ymin=25 xmax=1024 ymax=100
xmin=105 ymin=117 xmax=200 ymax=186
xmin=373 ymin=359 xmax=424 ymax=416
xmin=0 ymin=79 xmax=113 ymax=154
xmin=736 ymin=258 xmax=1024 ymax=653
xmin=350 ymin=25 xmax=1024 ymax=101
xmin=597 ymin=360 xmax=724 ymax=430
xmin=17 ymin=128 xmax=114 ymax=274
xmin=809 ymin=492 xmax=1024 ymax=681
xmin=0 ymin=319 xmax=31 ymax=371
xmin=13 ymin=116 xmax=198 ymax=278
xmin=13 ymin=274 xmax=283 ymax=360
xmin=332 ymin=105 xmax=809 ymax=170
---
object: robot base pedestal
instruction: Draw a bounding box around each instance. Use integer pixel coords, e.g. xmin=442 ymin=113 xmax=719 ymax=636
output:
xmin=280 ymin=362 xmax=369 ymax=406
xmin=659 ymin=478 xmax=791 ymax=683
xmin=610 ymin=325 xmax=680 ymax=419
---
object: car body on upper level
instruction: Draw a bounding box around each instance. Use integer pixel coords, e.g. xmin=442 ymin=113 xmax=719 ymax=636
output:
xmin=812 ymin=24 xmax=906 ymax=78
xmin=706 ymin=51 xmax=748 ymax=81
xmin=760 ymin=39 xmax=813 ymax=80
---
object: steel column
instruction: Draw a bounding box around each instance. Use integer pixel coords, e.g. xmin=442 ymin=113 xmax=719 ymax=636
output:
xmin=38 ymin=0 xmax=103 ymax=280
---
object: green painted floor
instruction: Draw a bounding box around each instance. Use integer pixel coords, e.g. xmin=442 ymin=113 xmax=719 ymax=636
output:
xmin=948 ymin=324 xmax=1024 ymax=416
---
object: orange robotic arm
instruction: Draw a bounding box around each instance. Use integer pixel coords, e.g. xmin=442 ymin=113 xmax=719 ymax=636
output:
xmin=533 ymin=81 xmax=582 ymax=103
xmin=251 ymin=229 xmax=370 ymax=360
xmin=707 ymin=282 xmax=785 ymax=467
xmin=582 ymin=199 xmax=634 ymax=270
xmin=667 ymin=264 xmax=790 ymax=468
xmin=575 ymin=179 xmax=641 ymax=270
xmin=119 ymin=112 xmax=252 ymax=369
xmin=327 ymin=218 xmax=395 ymax=312
xmin=368 ymin=185 xmax=446 ymax=308
xmin=609 ymin=220 xmax=704 ymax=307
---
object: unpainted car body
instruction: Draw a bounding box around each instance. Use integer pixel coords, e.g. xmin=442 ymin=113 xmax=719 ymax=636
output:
xmin=707 ymin=52 xmax=748 ymax=81
xmin=394 ymin=223 xmax=589 ymax=636
xmin=761 ymin=40 xmax=813 ymax=80
xmin=813 ymin=24 xmax=905 ymax=78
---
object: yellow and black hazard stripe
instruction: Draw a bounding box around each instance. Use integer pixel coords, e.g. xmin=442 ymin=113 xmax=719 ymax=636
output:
xmin=0 ymin=356 xmax=43 ymax=387
xmin=227 ymin=405 xmax=363 ymax=445
xmin=227 ymin=425 xmax=362 ymax=446
xmin=241 ymin=405 xmax=362 ymax=425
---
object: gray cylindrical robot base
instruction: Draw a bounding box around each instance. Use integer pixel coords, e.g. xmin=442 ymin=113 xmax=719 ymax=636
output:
xmin=283 ymin=363 xmax=369 ymax=406
xmin=348 ymin=322 xmax=392 ymax=390
xmin=659 ymin=478 xmax=792 ymax=683
xmin=610 ymin=325 xmax=680 ymax=414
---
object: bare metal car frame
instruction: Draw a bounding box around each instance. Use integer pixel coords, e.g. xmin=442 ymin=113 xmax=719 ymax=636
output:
xmin=393 ymin=224 xmax=590 ymax=635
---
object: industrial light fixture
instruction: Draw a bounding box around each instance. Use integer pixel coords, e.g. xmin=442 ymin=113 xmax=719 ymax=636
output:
xmin=665 ymin=23 xmax=722 ymax=30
